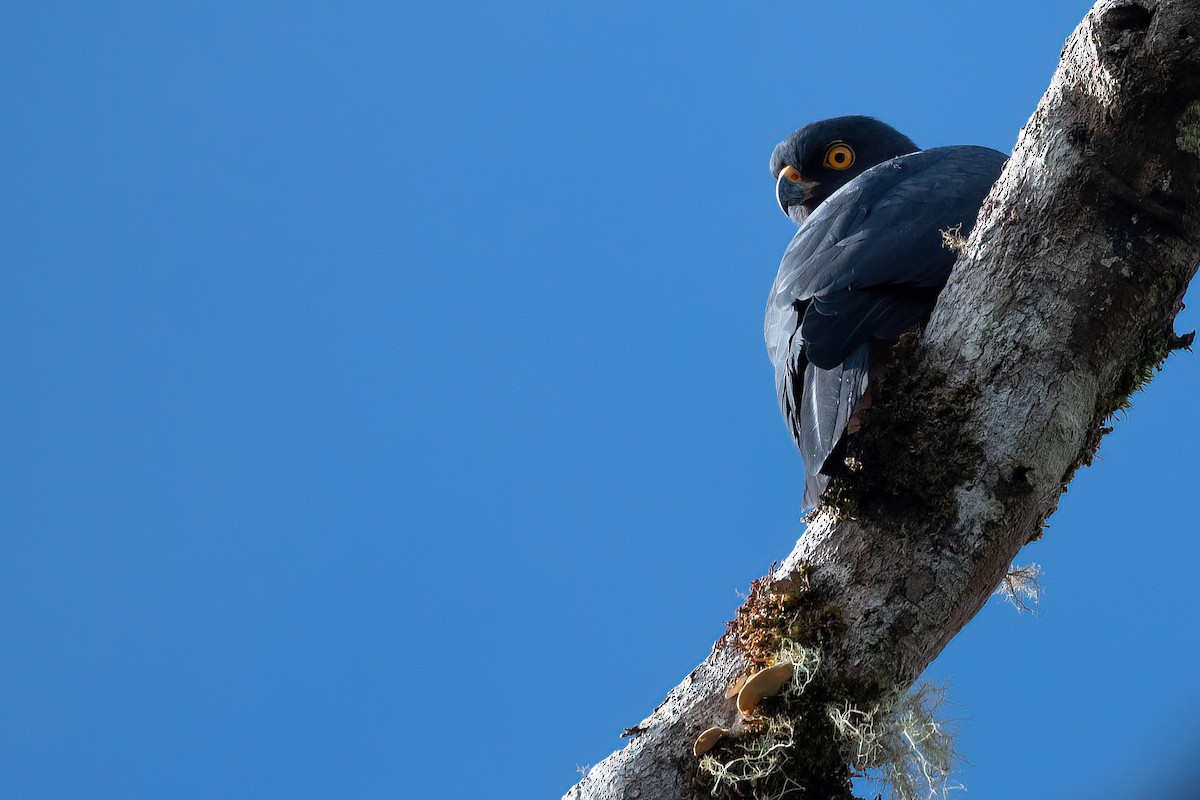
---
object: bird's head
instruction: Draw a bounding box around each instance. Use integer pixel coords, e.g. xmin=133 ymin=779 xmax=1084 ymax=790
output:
xmin=770 ymin=116 xmax=919 ymax=224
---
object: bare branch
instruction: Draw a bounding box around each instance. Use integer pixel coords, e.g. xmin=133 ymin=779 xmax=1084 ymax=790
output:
xmin=565 ymin=1 xmax=1200 ymax=797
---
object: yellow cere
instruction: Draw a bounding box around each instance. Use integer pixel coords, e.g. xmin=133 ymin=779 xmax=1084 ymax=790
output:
xmin=780 ymin=165 xmax=805 ymax=184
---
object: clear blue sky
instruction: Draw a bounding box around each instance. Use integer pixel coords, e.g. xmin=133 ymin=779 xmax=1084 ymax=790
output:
xmin=3 ymin=2 xmax=1198 ymax=798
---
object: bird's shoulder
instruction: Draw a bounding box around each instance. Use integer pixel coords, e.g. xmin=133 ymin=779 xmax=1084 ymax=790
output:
xmin=794 ymin=146 xmax=1005 ymax=249
xmin=772 ymin=145 xmax=1006 ymax=300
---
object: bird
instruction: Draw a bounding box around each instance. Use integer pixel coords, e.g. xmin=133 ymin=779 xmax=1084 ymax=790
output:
xmin=764 ymin=116 xmax=1006 ymax=507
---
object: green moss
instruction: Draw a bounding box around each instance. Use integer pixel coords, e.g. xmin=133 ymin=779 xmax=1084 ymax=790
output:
xmin=1175 ymin=100 xmax=1200 ymax=159
xmin=1074 ymin=326 xmax=1182 ymax=478
xmin=701 ymin=684 xmax=864 ymax=800
xmin=691 ymin=567 xmax=878 ymax=800
xmin=823 ymin=334 xmax=981 ymax=524
xmin=692 ymin=674 xmax=866 ymax=800
xmin=722 ymin=566 xmax=847 ymax=670
xmin=1112 ymin=336 xmax=1167 ymax=411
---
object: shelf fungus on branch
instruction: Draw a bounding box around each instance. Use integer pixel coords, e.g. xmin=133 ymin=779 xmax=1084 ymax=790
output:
xmin=735 ymin=663 xmax=796 ymax=717
xmin=692 ymin=726 xmax=733 ymax=758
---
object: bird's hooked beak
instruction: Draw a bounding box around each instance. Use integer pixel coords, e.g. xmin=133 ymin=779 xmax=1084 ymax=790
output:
xmin=776 ymin=165 xmax=818 ymax=222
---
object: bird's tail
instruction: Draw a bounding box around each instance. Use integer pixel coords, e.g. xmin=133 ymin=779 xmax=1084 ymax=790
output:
xmin=800 ymin=343 xmax=870 ymax=508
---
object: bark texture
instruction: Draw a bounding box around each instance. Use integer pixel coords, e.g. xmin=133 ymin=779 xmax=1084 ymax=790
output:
xmin=565 ymin=2 xmax=1200 ymax=797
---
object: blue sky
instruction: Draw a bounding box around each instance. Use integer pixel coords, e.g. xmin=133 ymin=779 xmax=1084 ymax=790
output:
xmin=3 ymin=1 xmax=1198 ymax=798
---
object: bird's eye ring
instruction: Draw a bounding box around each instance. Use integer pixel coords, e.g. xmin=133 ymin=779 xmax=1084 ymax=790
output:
xmin=823 ymin=142 xmax=855 ymax=170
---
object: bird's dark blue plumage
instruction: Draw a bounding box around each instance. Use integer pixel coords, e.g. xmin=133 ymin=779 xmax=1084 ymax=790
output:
xmin=764 ymin=117 xmax=1006 ymax=506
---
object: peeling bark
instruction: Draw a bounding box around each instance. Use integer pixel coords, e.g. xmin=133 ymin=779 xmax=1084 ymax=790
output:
xmin=564 ymin=1 xmax=1200 ymax=798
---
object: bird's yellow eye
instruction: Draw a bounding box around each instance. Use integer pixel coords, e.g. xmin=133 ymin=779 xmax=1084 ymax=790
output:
xmin=823 ymin=142 xmax=855 ymax=170
xmin=780 ymin=165 xmax=805 ymax=184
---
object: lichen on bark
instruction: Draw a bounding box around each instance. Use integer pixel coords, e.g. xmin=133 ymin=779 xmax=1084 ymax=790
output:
xmin=564 ymin=3 xmax=1200 ymax=798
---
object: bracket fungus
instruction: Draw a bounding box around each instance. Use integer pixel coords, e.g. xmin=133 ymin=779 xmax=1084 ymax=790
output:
xmin=735 ymin=663 xmax=796 ymax=717
xmin=692 ymin=726 xmax=733 ymax=758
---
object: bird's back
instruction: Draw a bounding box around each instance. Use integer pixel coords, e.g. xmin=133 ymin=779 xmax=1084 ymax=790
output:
xmin=766 ymin=145 xmax=1006 ymax=506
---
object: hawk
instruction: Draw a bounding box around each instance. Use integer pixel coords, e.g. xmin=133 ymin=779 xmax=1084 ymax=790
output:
xmin=765 ymin=116 xmax=1006 ymax=506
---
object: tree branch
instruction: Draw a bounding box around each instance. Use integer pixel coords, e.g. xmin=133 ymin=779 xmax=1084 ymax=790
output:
xmin=565 ymin=1 xmax=1200 ymax=797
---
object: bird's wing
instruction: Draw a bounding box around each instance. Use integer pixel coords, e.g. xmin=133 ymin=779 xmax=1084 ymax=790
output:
xmin=771 ymin=146 xmax=1007 ymax=300
xmin=764 ymin=145 xmax=1005 ymax=505
xmin=801 ymin=286 xmax=941 ymax=369
xmin=765 ymin=145 xmax=1006 ymax=371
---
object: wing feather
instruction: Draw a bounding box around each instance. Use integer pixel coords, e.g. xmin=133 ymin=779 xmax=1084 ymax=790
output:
xmin=765 ymin=145 xmax=1006 ymax=506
